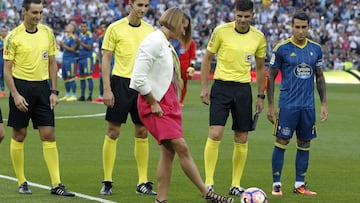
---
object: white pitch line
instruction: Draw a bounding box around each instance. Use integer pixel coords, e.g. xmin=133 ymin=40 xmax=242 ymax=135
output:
xmin=1 ymin=113 xmax=105 ymax=122
xmin=0 ymin=174 xmax=117 ymax=203
xmin=55 ymin=113 xmax=105 ymax=119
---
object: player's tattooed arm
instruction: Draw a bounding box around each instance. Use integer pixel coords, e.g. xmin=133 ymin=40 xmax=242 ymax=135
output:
xmin=266 ymin=68 xmax=279 ymax=106
xmin=315 ymin=68 xmax=326 ymax=104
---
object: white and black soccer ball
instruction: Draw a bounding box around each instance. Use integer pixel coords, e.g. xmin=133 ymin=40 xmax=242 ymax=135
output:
xmin=240 ymin=187 xmax=268 ymax=203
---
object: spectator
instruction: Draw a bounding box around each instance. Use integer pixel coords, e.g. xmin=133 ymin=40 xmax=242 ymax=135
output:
xmin=179 ymin=38 xmax=196 ymax=107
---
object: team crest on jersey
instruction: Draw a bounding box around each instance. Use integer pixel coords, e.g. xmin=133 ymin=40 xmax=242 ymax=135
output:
xmin=294 ymin=62 xmax=312 ymax=79
xmin=270 ymin=53 xmax=275 ymax=65
xmin=280 ymin=126 xmax=291 ymax=136
xmin=42 ymin=50 xmax=48 ymax=60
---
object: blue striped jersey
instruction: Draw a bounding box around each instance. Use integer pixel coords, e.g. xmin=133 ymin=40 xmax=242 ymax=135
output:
xmin=269 ymin=38 xmax=323 ymax=109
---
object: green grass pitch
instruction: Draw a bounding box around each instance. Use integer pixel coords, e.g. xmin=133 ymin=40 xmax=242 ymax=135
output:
xmin=0 ymin=79 xmax=359 ymax=202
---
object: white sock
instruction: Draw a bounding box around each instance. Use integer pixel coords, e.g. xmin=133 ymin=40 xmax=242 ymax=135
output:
xmin=273 ymin=182 xmax=282 ymax=187
xmin=295 ymin=181 xmax=305 ymax=188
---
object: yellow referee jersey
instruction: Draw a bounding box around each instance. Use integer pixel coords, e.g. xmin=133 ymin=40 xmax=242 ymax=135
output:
xmin=102 ymin=18 xmax=154 ymax=78
xmin=207 ymin=22 xmax=266 ymax=83
xmin=4 ymin=23 xmax=58 ymax=81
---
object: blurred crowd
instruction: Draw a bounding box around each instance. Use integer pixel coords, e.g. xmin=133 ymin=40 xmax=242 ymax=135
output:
xmin=1 ymin=0 xmax=360 ymax=71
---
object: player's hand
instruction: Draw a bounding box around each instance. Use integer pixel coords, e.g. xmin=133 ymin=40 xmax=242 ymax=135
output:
xmin=58 ymin=40 xmax=64 ymax=46
xmin=103 ymin=89 xmax=115 ymax=108
xmin=13 ymin=94 xmax=29 ymax=112
xmin=320 ymin=105 xmax=328 ymax=122
xmin=200 ymin=88 xmax=210 ymax=105
xmin=267 ymin=105 xmax=276 ymax=124
xmin=74 ymin=36 xmax=80 ymax=44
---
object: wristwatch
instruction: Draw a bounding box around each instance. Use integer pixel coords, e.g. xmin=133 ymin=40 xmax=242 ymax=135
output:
xmin=257 ymin=94 xmax=265 ymax=100
xmin=51 ymin=89 xmax=59 ymax=96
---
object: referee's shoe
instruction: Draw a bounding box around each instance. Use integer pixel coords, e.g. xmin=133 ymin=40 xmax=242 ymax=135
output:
xmin=18 ymin=182 xmax=32 ymax=194
xmin=136 ymin=182 xmax=157 ymax=195
xmin=51 ymin=184 xmax=75 ymax=196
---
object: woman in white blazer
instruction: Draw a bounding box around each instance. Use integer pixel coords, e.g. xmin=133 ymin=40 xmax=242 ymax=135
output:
xmin=130 ymin=7 xmax=233 ymax=203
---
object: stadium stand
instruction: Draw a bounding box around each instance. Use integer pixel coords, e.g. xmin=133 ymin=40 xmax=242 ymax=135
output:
xmin=1 ymin=0 xmax=360 ymax=83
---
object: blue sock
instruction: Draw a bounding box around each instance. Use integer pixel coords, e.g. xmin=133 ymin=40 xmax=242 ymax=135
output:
xmin=87 ymin=78 xmax=93 ymax=97
xmin=272 ymin=144 xmax=286 ymax=183
xmin=71 ymin=80 xmax=76 ymax=97
xmin=295 ymin=145 xmax=310 ymax=182
xmin=80 ymin=79 xmax=86 ymax=97
xmin=65 ymin=81 xmax=71 ymax=96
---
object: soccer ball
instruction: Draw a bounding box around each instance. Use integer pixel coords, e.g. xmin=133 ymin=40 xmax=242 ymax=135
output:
xmin=240 ymin=187 xmax=268 ymax=203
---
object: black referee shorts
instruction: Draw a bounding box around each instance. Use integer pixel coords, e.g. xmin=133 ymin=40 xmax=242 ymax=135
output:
xmin=8 ymin=78 xmax=54 ymax=129
xmin=209 ymin=80 xmax=253 ymax=131
xmin=0 ymin=108 xmax=3 ymax=123
xmin=105 ymin=76 xmax=143 ymax=125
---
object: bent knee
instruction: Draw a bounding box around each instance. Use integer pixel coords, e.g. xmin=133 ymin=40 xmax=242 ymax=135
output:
xmin=297 ymin=140 xmax=311 ymax=150
xmin=275 ymin=136 xmax=290 ymax=145
xmin=106 ymin=125 xmax=120 ymax=139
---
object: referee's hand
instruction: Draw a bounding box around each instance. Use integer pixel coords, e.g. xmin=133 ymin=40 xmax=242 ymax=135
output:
xmin=14 ymin=94 xmax=29 ymax=112
xmin=103 ymin=90 xmax=115 ymax=108
xmin=50 ymin=94 xmax=58 ymax=110
xmin=200 ymin=88 xmax=210 ymax=105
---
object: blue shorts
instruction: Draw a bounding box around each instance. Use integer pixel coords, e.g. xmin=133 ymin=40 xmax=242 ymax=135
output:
xmin=78 ymin=57 xmax=93 ymax=76
xmin=274 ymin=108 xmax=317 ymax=141
xmin=61 ymin=58 xmax=76 ymax=80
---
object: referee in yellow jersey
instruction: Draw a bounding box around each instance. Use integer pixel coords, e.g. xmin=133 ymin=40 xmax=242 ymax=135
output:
xmin=99 ymin=0 xmax=156 ymax=196
xmin=3 ymin=0 xmax=74 ymax=197
xmin=200 ymin=0 xmax=267 ymax=197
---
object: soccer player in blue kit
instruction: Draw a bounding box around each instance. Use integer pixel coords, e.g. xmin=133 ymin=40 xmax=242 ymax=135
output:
xmin=267 ymin=11 xmax=328 ymax=196
xmin=76 ymin=21 xmax=94 ymax=101
xmin=58 ymin=23 xmax=77 ymax=102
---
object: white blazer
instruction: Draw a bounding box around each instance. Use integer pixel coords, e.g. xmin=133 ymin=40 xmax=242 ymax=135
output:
xmin=130 ymin=29 xmax=178 ymax=101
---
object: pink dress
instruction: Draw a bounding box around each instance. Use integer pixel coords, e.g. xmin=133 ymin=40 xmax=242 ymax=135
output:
xmin=137 ymin=83 xmax=183 ymax=144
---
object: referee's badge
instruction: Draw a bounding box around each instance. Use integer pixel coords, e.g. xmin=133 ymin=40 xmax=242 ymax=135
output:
xmin=245 ymin=53 xmax=253 ymax=63
xmin=42 ymin=50 xmax=48 ymax=60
